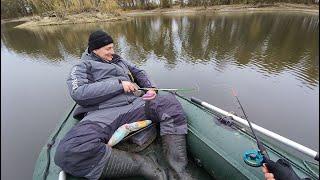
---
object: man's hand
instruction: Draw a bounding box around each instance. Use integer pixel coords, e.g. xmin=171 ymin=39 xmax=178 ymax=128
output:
xmin=121 ymin=81 xmax=138 ymax=93
xmin=262 ymin=163 xmax=275 ymax=180
xmin=142 ymin=89 xmax=157 ymax=100
xmin=262 ymin=158 xmax=302 ymax=180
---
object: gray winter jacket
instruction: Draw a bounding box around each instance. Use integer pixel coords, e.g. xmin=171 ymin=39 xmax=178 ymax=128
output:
xmin=67 ymin=49 xmax=156 ymax=119
xmin=57 ymin=50 xmax=157 ymax=180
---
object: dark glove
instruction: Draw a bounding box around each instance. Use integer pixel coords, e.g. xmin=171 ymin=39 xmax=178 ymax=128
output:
xmin=265 ymin=158 xmax=303 ymax=180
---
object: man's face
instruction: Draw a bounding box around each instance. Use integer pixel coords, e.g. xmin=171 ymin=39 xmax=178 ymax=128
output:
xmin=93 ymin=43 xmax=114 ymax=61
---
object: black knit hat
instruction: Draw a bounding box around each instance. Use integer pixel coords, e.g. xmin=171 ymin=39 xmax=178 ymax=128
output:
xmin=88 ymin=30 xmax=113 ymax=53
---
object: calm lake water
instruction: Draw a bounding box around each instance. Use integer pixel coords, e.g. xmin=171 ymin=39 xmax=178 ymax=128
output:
xmin=1 ymin=12 xmax=319 ymax=180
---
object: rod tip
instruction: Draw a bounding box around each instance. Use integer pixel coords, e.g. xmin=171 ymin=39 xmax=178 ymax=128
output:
xmin=231 ymin=87 xmax=237 ymax=96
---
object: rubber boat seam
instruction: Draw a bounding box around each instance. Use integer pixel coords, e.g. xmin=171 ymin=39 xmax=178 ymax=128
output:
xmin=303 ymin=160 xmax=320 ymax=178
xmin=43 ymin=103 xmax=77 ymax=180
xmin=187 ymin=124 xmax=259 ymax=179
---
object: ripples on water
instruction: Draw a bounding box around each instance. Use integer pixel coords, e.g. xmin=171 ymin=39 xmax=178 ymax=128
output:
xmin=1 ymin=12 xmax=319 ymax=179
xmin=2 ymin=13 xmax=318 ymax=89
xmin=1 ymin=13 xmax=319 ymax=179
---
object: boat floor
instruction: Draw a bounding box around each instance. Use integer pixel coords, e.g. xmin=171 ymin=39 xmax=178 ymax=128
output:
xmin=68 ymin=135 xmax=214 ymax=180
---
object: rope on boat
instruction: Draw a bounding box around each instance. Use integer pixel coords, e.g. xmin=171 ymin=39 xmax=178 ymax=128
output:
xmin=43 ymin=104 xmax=77 ymax=180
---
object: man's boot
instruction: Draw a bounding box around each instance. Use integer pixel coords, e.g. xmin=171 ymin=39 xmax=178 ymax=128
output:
xmin=162 ymin=134 xmax=194 ymax=180
xmin=100 ymin=148 xmax=167 ymax=180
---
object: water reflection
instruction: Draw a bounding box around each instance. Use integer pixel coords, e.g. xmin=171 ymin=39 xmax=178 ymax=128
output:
xmin=1 ymin=12 xmax=319 ymax=88
xmin=2 ymin=13 xmax=319 ymax=180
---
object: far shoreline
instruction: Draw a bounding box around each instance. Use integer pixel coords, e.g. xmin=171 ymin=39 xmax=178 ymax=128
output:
xmin=125 ymin=3 xmax=319 ymax=16
xmin=2 ymin=3 xmax=318 ymax=29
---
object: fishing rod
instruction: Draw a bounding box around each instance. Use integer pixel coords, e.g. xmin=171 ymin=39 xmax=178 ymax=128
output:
xmin=138 ymin=86 xmax=199 ymax=93
xmin=231 ymin=88 xmax=270 ymax=165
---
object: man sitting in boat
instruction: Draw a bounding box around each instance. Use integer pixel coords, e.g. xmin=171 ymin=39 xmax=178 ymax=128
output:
xmin=54 ymin=30 xmax=193 ymax=180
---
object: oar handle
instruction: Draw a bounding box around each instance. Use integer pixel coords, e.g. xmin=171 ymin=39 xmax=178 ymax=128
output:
xmin=191 ymin=97 xmax=203 ymax=105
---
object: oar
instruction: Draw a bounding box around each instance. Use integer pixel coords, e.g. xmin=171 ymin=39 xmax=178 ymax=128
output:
xmin=190 ymin=97 xmax=319 ymax=162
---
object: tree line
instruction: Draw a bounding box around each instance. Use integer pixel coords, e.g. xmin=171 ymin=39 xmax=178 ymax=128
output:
xmin=1 ymin=0 xmax=317 ymax=19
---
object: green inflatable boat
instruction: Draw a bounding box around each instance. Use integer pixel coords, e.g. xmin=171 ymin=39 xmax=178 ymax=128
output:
xmin=33 ymin=93 xmax=319 ymax=180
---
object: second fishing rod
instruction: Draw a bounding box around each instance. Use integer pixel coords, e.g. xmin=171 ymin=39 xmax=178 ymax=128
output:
xmin=231 ymin=88 xmax=270 ymax=163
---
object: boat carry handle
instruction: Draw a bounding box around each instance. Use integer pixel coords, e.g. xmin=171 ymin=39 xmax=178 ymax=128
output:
xmin=190 ymin=97 xmax=319 ymax=162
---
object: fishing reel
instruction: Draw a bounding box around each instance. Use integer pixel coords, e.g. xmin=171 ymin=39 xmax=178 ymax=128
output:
xmin=243 ymin=149 xmax=264 ymax=167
